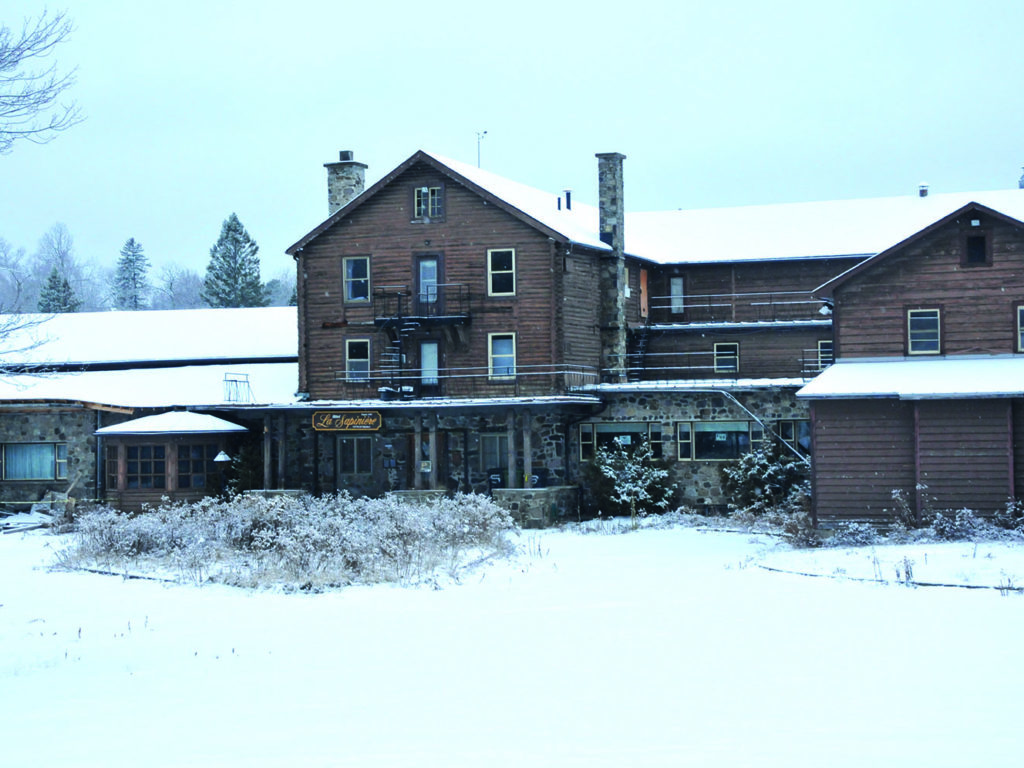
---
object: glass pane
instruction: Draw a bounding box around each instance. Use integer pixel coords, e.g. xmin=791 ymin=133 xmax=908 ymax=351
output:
xmin=491 ymin=250 xmax=513 ymax=271
xmin=491 ymin=273 xmax=514 ymax=294
xmin=4 ymin=444 xmax=53 ymax=479
xmin=420 ymin=342 xmax=439 ymax=385
xmin=419 ymin=259 xmax=438 ymax=303
xmin=356 ymin=437 xmax=372 ymax=473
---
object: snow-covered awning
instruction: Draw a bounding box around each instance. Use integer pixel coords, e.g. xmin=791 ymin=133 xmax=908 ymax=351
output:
xmin=95 ymin=411 xmax=249 ymax=436
xmin=797 ymin=355 xmax=1024 ymax=400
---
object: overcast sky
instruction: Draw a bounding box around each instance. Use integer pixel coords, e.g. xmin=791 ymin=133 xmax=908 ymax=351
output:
xmin=2 ymin=0 xmax=1023 ymax=280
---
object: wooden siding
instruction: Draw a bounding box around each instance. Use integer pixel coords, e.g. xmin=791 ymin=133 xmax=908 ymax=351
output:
xmin=812 ymin=399 xmax=916 ymax=521
xmin=636 ymin=326 xmax=831 ymax=381
xmin=296 ymin=162 xmax=605 ymax=400
xmin=834 ymin=215 xmax=1024 ymax=357
xmin=916 ymin=400 xmax=1011 ymax=514
xmin=646 ymin=257 xmax=859 ymax=325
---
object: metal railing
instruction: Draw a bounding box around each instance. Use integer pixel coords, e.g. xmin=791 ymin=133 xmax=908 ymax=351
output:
xmin=373 ymin=283 xmax=471 ymax=324
xmin=333 ymin=363 xmax=600 ymax=399
xmin=648 ymin=290 xmax=827 ymax=324
xmin=609 ymin=348 xmax=833 ymax=382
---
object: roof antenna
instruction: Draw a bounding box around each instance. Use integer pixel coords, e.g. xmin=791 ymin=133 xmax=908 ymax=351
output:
xmin=476 ymin=130 xmax=487 ymax=168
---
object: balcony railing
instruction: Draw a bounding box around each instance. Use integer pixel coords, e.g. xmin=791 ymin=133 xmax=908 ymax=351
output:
xmin=649 ymin=290 xmax=827 ymax=324
xmin=373 ymin=283 xmax=471 ymax=328
xmin=333 ymin=363 xmax=600 ymax=399
xmin=609 ymin=348 xmax=833 ymax=383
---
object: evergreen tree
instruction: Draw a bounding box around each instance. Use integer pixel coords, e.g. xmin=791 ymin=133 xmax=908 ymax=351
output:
xmin=201 ymin=213 xmax=268 ymax=307
xmin=112 ymin=237 xmax=150 ymax=310
xmin=37 ymin=265 xmax=80 ymax=312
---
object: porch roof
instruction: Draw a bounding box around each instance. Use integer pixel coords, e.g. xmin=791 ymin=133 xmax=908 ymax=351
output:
xmin=95 ymin=411 xmax=248 ymax=436
xmin=797 ymin=355 xmax=1024 ymax=400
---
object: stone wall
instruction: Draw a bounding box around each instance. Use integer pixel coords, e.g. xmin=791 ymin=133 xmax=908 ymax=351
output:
xmin=0 ymin=407 xmax=99 ymax=509
xmin=570 ymin=387 xmax=810 ymax=510
xmin=492 ymin=486 xmax=579 ymax=527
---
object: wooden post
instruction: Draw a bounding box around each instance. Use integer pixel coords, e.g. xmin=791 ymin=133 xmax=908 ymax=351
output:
xmin=262 ymin=414 xmax=272 ymax=490
xmin=522 ymin=409 xmax=533 ymax=487
xmin=506 ymin=410 xmax=517 ymax=488
xmin=428 ymin=414 xmax=438 ymax=490
xmin=414 ymin=415 xmax=424 ymax=490
xmin=276 ymin=415 xmax=286 ymax=489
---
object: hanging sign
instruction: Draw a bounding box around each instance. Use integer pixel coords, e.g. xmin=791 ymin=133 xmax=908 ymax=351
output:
xmin=312 ymin=411 xmax=382 ymax=432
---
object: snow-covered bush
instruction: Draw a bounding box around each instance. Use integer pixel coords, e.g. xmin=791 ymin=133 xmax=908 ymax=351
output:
xmin=582 ymin=438 xmax=675 ymax=526
xmin=65 ymin=492 xmax=516 ymax=589
xmin=828 ymin=521 xmax=881 ymax=548
xmin=720 ymin=441 xmax=808 ymax=519
xmin=930 ymin=508 xmax=985 ymax=541
xmin=994 ymin=499 xmax=1024 ymax=532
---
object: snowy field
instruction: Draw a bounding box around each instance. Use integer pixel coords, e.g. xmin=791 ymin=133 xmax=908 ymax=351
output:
xmin=2 ymin=523 xmax=1023 ymax=767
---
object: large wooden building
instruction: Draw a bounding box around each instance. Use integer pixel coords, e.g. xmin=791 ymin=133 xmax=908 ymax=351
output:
xmin=800 ymin=200 xmax=1024 ymax=522
xmin=4 ymin=149 xmax=1023 ymax=522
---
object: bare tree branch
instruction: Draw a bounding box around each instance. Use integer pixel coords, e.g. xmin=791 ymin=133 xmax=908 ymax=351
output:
xmin=0 ymin=9 xmax=83 ymax=154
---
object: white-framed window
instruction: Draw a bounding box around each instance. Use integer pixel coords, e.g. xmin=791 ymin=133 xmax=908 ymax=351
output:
xmin=342 ymin=256 xmax=370 ymax=302
xmin=714 ymin=342 xmax=739 ymax=373
xmin=907 ymin=308 xmax=940 ymax=355
xmin=677 ymin=421 xmax=762 ymax=461
xmin=420 ymin=340 xmax=439 ymax=385
xmin=338 ymin=435 xmax=372 ymax=475
xmin=488 ymin=333 xmax=516 ymax=380
xmin=487 ymin=248 xmax=516 ymax=296
xmin=480 ymin=433 xmax=509 ymax=473
xmin=1017 ymin=306 xmax=1024 ymax=353
xmin=345 ymin=339 xmax=371 ymax=381
xmin=579 ymin=422 xmax=664 ymax=461
xmin=1 ymin=442 xmax=68 ymax=480
xmin=414 ymin=186 xmax=443 ymax=220
xmin=777 ymin=420 xmax=812 ymax=455
xmin=670 ymin=276 xmax=685 ymax=314
xmin=817 ymin=339 xmax=834 ymax=370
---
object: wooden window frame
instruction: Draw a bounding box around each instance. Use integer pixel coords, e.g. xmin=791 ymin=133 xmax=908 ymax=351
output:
xmin=412 ymin=185 xmax=445 ymax=222
xmin=670 ymin=275 xmax=685 ymax=315
xmin=177 ymin=444 xmax=220 ymax=490
xmin=487 ymin=248 xmax=516 ymax=297
xmin=125 ymin=444 xmax=167 ymax=490
xmin=0 ymin=442 xmax=68 ymax=481
xmin=714 ymin=342 xmax=739 ymax=373
xmin=907 ymin=308 xmax=941 ymax=355
xmin=579 ymin=422 xmax=663 ymax=461
xmin=342 ymin=256 xmax=370 ymax=303
xmin=345 ymin=339 xmax=371 ymax=382
xmin=676 ymin=421 xmax=761 ymax=462
xmin=1017 ymin=305 xmax=1024 ymax=353
xmin=488 ymin=332 xmax=516 ymax=381
xmin=338 ymin=435 xmax=373 ymax=476
xmin=960 ymin=226 xmax=992 ymax=267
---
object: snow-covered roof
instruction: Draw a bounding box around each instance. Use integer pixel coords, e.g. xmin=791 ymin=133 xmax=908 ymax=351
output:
xmin=797 ymin=356 xmax=1024 ymax=400
xmin=0 ymin=307 xmax=297 ymax=368
xmin=0 ymin=362 xmax=299 ymax=408
xmin=422 ymin=152 xmax=610 ymax=251
xmin=95 ymin=411 xmax=248 ymax=436
xmin=626 ymin=189 xmax=1024 ymax=265
xmin=298 ymin=149 xmax=1024 ymax=267
xmin=301 ymin=394 xmax=602 ymax=410
xmin=584 ymin=378 xmax=809 ymax=393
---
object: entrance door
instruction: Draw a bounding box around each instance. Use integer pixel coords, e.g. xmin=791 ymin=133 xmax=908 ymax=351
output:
xmin=420 ymin=340 xmax=440 ymax=396
xmin=416 ymin=256 xmax=440 ymax=314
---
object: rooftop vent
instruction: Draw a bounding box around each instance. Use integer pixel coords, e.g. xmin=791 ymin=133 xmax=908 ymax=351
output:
xmin=919 ymin=184 xmax=929 ymax=197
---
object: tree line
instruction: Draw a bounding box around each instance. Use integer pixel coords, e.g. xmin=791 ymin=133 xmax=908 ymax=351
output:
xmin=2 ymin=11 xmax=294 ymax=314
xmin=0 ymin=213 xmax=295 ymax=313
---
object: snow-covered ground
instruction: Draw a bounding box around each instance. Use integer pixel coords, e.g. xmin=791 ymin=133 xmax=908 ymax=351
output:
xmin=2 ymin=524 xmax=1022 ymax=767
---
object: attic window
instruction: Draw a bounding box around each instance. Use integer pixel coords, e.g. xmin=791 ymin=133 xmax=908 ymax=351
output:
xmin=413 ymin=185 xmax=444 ymax=221
xmin=964 ymin=233 xmax=990 ymax=266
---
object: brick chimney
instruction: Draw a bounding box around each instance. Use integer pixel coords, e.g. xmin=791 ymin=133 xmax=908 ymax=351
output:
xmin=596 ymin=152 xmax=627 ymax=381
xmin=324 ymin=150 xmax=368 ymax=215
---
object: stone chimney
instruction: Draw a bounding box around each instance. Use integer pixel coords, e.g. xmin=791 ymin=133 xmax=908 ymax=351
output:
xmin=596 ymin=152 xmax=626 ymax=253
xmin=325 ymin=150 xmax=368 ymax=216
xmin=595 ymin=152 xmax=627 ymax=381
